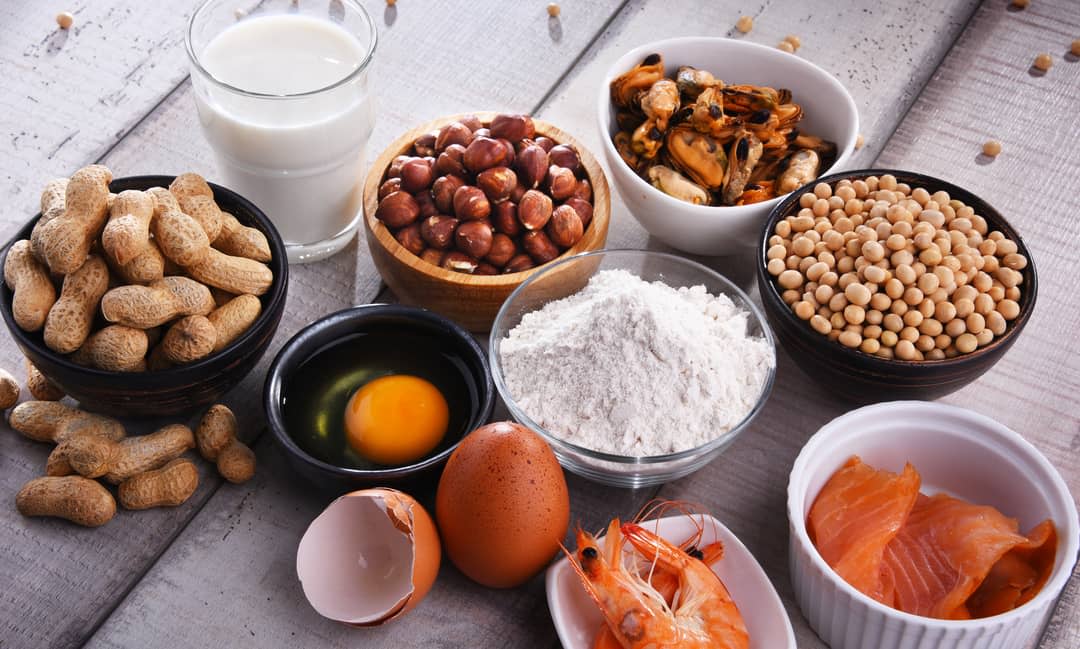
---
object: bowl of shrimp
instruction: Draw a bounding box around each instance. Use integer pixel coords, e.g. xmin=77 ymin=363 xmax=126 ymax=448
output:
xmin=598 ymin=37 xmax=858 ymax=256
xmin=546 ymin=506 xmax=796 ymax=649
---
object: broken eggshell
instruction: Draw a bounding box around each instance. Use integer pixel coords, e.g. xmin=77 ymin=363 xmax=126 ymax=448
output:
xmin=296 ymin=488 xmax=440 ymax=626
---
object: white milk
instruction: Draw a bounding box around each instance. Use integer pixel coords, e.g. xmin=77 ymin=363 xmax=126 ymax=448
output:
xmin=192 ymin=14 xmax=375 ymax=260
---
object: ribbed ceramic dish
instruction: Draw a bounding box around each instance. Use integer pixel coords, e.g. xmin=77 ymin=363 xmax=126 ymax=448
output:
xmin=787 ymin=401 xmax=1079 ymax=649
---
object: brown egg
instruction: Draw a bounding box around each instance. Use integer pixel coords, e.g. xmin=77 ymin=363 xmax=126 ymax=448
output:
xmin=435 ymin=421 xmax=570 ymax=588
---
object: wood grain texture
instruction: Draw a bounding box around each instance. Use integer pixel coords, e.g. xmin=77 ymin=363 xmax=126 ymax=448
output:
xmin=0 ymin=2 xmax=627 ymax=648
xmin=363 ymin=113 xmax=611 ymax=331
xmin=76 ymin=2 xmax=1018 ymax=649
xmin=0 ymin=1 xmax=195 ymax=240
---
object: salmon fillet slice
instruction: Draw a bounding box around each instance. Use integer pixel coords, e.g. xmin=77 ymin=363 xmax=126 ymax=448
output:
xmin=807 ymin=456 xmax=921 ymax=599
xmin=879 ymin=493 xmax=1029 ymax=619
xmin=966 ymin=519 xmax=1057 ymax=618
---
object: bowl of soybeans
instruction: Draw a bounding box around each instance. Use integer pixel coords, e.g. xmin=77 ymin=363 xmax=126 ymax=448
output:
xmin=756 ymin=169 xmax=1037 ymax=401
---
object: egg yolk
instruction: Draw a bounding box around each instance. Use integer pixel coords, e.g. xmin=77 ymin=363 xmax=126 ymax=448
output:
xmin=344 ymin=375 xmax=449 ymax=466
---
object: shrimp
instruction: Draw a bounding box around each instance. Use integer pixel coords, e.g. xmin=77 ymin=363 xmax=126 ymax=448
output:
xmin=592 ymin=541 xmax=726 ymax=649
xmin=620 ymin=522 xmax=749 ymax=649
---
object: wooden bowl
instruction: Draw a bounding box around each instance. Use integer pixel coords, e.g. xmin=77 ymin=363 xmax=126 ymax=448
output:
xmin=757 ymin=169 xmax=1037 ymax=402
xmin=363 ymin=112 xmax=610 ymax=331
xmin=0 ymin=175 xmax=289 ymax=417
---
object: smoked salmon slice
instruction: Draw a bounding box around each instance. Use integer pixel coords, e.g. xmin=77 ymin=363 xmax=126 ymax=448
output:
xmin=807 ymin=456 xmax=920 ymax=600
xmin=809 ymin=456 xmax=1058 ymax=620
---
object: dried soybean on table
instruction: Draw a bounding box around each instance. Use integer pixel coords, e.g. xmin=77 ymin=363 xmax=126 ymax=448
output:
xmin=2 ymin=1 xmax=1078 ymax=647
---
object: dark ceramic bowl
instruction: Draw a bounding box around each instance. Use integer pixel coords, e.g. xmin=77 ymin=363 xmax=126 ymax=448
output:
xmin=0 ymin=175 xmax=288 ymax=416
xmin=757 ymin=169 xmax=1037 ymax=402
xmin=263 ymin=304 xmax=495 ymax=492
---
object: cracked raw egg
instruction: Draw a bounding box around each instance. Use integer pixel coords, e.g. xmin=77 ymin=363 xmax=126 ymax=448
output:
xmin=296 ymin=488 xmax=440 ymax=626
xmin=344 ymin=375 xmax=449 ymax=466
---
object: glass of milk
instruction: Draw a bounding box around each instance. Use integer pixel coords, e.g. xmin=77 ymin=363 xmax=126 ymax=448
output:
xmin=186 ymin=0 xmax=377 ymax=263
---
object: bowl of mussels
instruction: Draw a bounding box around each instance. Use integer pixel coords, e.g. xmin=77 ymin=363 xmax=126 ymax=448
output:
xmin=598 ymin=37 xmax=859 ymax=256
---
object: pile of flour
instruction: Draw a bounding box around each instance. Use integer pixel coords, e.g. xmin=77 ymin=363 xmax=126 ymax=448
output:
xmin=499 ymin=269 xmax=775 ymax=456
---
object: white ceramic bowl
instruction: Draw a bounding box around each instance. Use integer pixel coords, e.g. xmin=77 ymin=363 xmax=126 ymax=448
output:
xmin=597 ymin=37 xmax=858 ymax=256
xmin=787 ymin=401 xmax=1079 ymax=649
xmin=546 ymin=514 xmax=796 ymax=649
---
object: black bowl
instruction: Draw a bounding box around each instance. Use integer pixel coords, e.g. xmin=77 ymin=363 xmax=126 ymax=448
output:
xmin=0 ymin=175 xmax=289 ymax=416
xmin=757 ymin=169 xmax=1037 ymax=402
xmin=263 ymin=304 xmax=495 ymax=492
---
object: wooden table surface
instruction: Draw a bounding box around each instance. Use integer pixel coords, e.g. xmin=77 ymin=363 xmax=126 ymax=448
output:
xmin=2 ymin=1 xmax=1078 ymax=647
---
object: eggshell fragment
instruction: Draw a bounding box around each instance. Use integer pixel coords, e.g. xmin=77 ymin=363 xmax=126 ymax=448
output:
xmin=436 ymin=421 xmax=570 ymax=588
xmin=296 ymin=487 xmax=440 ymax=626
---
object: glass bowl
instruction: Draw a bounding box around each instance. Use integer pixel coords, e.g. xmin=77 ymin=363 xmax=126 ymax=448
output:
xmin=490 ymin=249 xmax=777 ymax=487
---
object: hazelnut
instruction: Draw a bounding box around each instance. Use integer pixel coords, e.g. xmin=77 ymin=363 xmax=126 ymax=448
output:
xmin=504 ymin=253 xmax=535 ymax=273
xmin=546 ymin=165 xmax=576 ymax=201
xmin=509 ymin=180 xmax=528 ymax=204
xmin=486 ymin=233 xmax=517 ymax=267
xmin=515 ymin=144 xmax=549 ymax=189
xmin=455 ymin=220 xmax=494 ymax=258
xmin=474 ymin=262 xmax=499 ymax=276
xmin=476 ymin=166 xmax=518 ymax=203
xmin=547 ymin=144 xmax=581 ymax=174
xmin=435 ymin=144 xmax=468 ymax=177
xmin=473 ymin=127 xmax=492 ymax=138
xmin=493 ymin=201 xmax=521 ymax=236
xmin=459 ymin=115 xmax=484 ymax=132
xmin=572 ymin=178 xmax=592 ymax=201
xmin=498 ymin=138 xmax=516 ymax=167
xmin=420 ymin=215 xmax=459 ymax=249
xmin=378 ymin=177 xmax=402 ymax=201
xmin=400 ymin=158 xmax=435 ymax=192
xmin=414 ymin=190 xmax=438 ymax=218
xmin=420 ymin=248 xmax=444 ymax=267
xmin=387 ymin=155 xmax=414 ymax=179
xmin=518 ymin=189 xmax=553 ymax=231
xmin=535 ymin=136 xmax=556 ymax=152
xmin=432 ymin=174 xmax=466 ymax=214
xmin=435 ymin=121 xmax=473 ymax=152
xmin=375 ymin=191 xmax=420 ymax=228
xmin=394 ymin=223 xmax=425 ymax=255
xmin=547 ymin=205 xmax=584 ymax=248
xmin=563 ymin=197 xmax=594 ymax=227
xmin=521 ymin=231 xmax=560 ymax=264
xmin=452 ymin=185 xmax=492 ymax=220
xmin=442 ymin=251 xmax=479 ymax=274
xmin=464 ymin=136 xmax=508 ymax=173
xmin=413 ymin=132 xmax=437 ymax=157
xmin=490 ymin=114 xmax=536 ymax=142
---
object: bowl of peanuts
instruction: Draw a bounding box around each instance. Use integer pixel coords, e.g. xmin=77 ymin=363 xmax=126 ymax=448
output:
xmin=0 ymin=170 xmax=289 ymax=416
xmin=757 ymin=169 xmax=1036 ymax=401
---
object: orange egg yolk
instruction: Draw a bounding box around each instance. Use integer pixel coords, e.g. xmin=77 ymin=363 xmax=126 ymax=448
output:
xmin=344 ymin=375 xmax=449 ymax=466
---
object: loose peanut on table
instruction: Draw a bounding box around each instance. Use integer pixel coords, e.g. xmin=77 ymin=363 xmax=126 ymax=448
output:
xmin=118 ymin=458 xmax=200 ymax=510
xmin=767 ymin=176 xmax=1027 ymax=360
xmin=10 ymin=401 xmax=126 ymax=445
xmin=195 ymin=404 xmax=256 ymax=484
xmin=61 ymin=423 xmax=195 ymax=484
xmin=17 ymin=476 xmax=115 ymax=527
xmin=25 ymin=359 xmax=64 ymax=401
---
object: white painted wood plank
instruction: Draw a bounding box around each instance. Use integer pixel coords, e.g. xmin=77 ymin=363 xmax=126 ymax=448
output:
xmin=81 ymin=2 xmax=998 ymax=648
xmin=1 ymin=1 xmax=195 ymax=239
xmin=0 ymin=2 xmax=629 ymax=648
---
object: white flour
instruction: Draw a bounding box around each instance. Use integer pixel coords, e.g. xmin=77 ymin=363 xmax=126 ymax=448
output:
xmin=499 ymin=269 xmax=775 ymax=456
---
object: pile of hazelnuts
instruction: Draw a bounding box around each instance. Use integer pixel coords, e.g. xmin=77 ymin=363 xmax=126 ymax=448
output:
xmin=374 ymin=113 xmax=594 ymax=274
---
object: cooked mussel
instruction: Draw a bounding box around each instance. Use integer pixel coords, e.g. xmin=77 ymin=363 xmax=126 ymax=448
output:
xmin=640 ymin=79 xmax=680 ymax=131
xmin=631 ymin=119 xmax=666 ymax=160
xmin=615 ymin=108 xmax=645 ymax=132
xmin=738 ymin=180 xmax=776 ymax=205
xmin=614 ymin=131 xmax=641 ymax=169
xmin=792 ymin=133 xmax=837 ymax=157
xmin=776 ymin=149 xmax=820 ymax=194
xmin=664 ymin=124 xmax=728 ymax=189
xmin=721 ymin=131 xmax=764 ymax=205
xmin=647 ymin=165 xmax=710 ymax=205
xmin=610 ymin=53 xmax=665 ymax=108
xmin=691 ymin=87 xmax=740 ymax=140
xmin=675 ymin=66 xmax=717 ymax=100
xmin=722 ymin=85 xmax=779 ymax=113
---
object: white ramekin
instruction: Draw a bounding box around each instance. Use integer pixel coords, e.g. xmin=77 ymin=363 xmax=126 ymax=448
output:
xmin=787 ymin=401 xmax=1079 ymax=649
